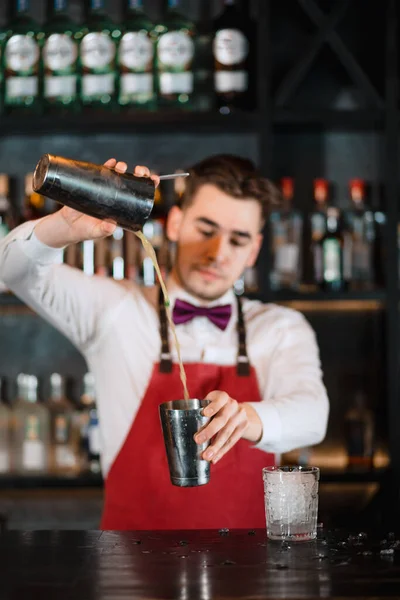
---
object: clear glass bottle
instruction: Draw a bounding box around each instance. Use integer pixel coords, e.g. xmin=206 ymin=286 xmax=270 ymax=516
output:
xmin=13 ymin=374 xmax=50 ymax=474
xmin=139 ymin=186 xmax=167 ymax=286
xmin=23 ymin=172 xmax=48 ymax=221
xmin=2 ymin=0 xmax=43 ymax=113
xmin=269 ymin=177 xmax=303 ymax=290
xmin=308 ymin=179 xmax=329 ymax=287
xmin=344 ymin=179 xmax=375 ymax=290
xmin=80 ymin=0 xmax=121 ymax=109
xmin=317 ymin=207 xmax=348 ymax=292
xmin=42 ymin=0 xmax=83 ymax=112
xmin=118 ymin=0 xmax=156 ymax=110
xmin=77 ymin=373 xmax=101 ymax=474
xmin=48 ymin=373 xmax=79 ymax=474
xmin=110 ymin=226 xmax=125 ymax=280
xmin=0 ymin=378 xmax=11 ymax=474
xmin=212 ymin=0 xmax=253 ymax=111
xmin=0 ymin=175 xmax=12 ymax=239
xmin=155 ymin=0 xmax=196 ymax=110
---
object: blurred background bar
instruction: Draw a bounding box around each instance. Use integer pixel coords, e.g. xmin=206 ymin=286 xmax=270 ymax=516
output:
xmin=0 ymin=0 xmax=398 ymax=530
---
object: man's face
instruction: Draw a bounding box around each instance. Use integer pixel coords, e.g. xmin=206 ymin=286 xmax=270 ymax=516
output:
xmin=166 ymin=183 xmax=263 ymax=302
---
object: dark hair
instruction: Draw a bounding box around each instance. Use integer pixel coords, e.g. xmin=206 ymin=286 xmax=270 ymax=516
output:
xmin=177 ymin=154 xmax=279 ymax=223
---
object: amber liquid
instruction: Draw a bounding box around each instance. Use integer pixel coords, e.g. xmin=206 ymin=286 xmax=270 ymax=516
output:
xmin=135 ymin=230 xmax=189 ymax=400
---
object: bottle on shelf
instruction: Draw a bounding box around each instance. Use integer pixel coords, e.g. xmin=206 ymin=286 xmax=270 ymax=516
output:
xmin=118 ymin=0 xmax=156 ymax=110
xmin=48 ymin=373 xmax=79 ymax=474
xmin=317 ymin=206 xmax=348 ymax=292
xmin=0 ymin=378 xmax=11 ymax=474
xmin=42 ymin=0 xmax=83 ymax=112
xmin=1 ymin=0 xmax=43 ymax=113
xmin=195 ymin=0 xmax=214 ymax=112
xmin=12 ymin=374 xmax=50 ymax=474
xmin=155 ymin=0 xmax=196 ymax=110
xmin=77 ymin=373 xmax=101 ymax=474
xmin=110 ymin=227 xmax=125 ymax=280
xmin=343 ymin=179 xmax=375 ymax=290
xmin=212 ymin=0 xmax=253 ymax=112
xmin=308 ymin=178 xmax=329 ymax=287
xmin=0 ymin=175 xmax=12 ymax=239
xmin=123 ymin=231 xmax=139 ymax=282
xmin=139 ymin=185 xmax=167 ymax=286
xmin=80 ymin=0 xmax=121 ymax=109
xmin=23 ymin=172 xmax=48 ymax=221
xmin=344 ymin=391 xmax=375 ymax=471
xmin=269 ymin=177 xmax=303 ymax=290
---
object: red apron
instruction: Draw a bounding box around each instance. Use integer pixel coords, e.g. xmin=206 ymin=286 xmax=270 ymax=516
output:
xmin=101 ymin=294 xmax=275 ymax=530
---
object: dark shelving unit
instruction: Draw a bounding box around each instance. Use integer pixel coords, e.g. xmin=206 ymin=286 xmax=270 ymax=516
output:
xmin=0 ymin=0 xmax=397 ymax=521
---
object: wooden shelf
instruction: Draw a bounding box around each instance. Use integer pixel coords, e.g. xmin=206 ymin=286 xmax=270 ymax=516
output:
xmin=0 ymin=473 xmax=103 ymax=490
xmin=0 ymin=107 xmax=386 ymax=136
xmin=0 ymin=110 xmax=261 ymax=136
xmin=248 ymin=288 xmax=387 ymax=303
xmin=273 ymin=108 xmax=385 ymax=131
xmin=0 ymin=468 xmax=387 ymax=489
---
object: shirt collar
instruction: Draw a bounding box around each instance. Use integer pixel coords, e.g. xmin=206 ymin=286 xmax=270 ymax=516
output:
xmin=166 ymin=274 xmax=236 ymax=310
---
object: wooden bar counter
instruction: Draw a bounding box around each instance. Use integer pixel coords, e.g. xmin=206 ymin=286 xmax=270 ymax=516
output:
xmin=1 ymin=527 xmax=399 ymax=599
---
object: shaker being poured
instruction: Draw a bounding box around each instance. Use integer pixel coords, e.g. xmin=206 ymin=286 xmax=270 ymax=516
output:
xmin=32 ymin=154 xmax=188 ymax=232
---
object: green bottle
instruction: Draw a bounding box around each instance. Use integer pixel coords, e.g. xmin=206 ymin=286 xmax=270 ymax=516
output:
xmin=80 ymin=0 xmax=121 ymax=109
xmin=155 ymin=0 xmax=196 ymax=110
xmin=42 ymin=0 xmax=83 ymax=111
xmin=118 ymin=0 xmax=156 ymax=110
xmin=2 ymin=0 xmax=44 ymax=113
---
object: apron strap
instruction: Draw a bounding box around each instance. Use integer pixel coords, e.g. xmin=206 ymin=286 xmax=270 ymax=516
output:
xmin=236 ymin=295 xmax=250 ymax=377
xmin=158 ymin=288 xmax=251 ymax=376
xmin=158 ymin=287 xmax=173 ymax=373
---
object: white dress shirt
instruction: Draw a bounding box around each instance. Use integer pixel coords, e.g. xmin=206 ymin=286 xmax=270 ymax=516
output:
xmin=0 ymin=220 xmax=329 ymax=476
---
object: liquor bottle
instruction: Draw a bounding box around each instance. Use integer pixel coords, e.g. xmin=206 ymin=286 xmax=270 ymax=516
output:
xmin=118 ymin=0 xmax=156 ymax=109
xmin=80 ymin=0 xmax=121 ymax=109
xmin=195 ymin=0 xmax=213 ymax=111
xmin=110 ymin=227 xmax=124 ymax=280
xmin=308 ymin=179 xmax=329 ymax=287
xmin=343 ymin=179 xmax=375 ymax=290
xmin=48 ymin=373 xmax=79 ymax=474
xmin=212 ymin=0 xmax=253 ymax=111
xmin=42 ymin=0 xmax=82 ymax=111
xmin=77 ymin=373 xmax=100 ymax=473
xmin=140 ymin=186 xmax=166 ymax=285
xmin=156 ymin=0 xmax=196 ymax=109
xmin=13 ymin=374 xmax=50 ymax=473
xmin=0 ymin=175 xmax=12 ymax=239
xmin=269 ymin=177 xmax=303 ymax=290
xmin=2 ymin=0 xmax=43 ymax=113
xmin=123 ymin=231 xmax=139 ymax=282
xmin=23 ymin=173 xmax=48 ymax=221
xmin=345 ymin=391 xmax=375 ymax=471
xmin=317 ymin=207 xmax=348 ymax=292
xmin=0 ymin=378 xmax=11 ymax=473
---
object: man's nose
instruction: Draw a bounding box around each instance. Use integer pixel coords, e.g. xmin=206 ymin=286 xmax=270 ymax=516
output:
xmin=205 ymin=235 xmax=228 ymax=264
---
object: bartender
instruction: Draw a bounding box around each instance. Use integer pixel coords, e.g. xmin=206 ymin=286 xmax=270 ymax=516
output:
xmin=0 ymin=154 xmax=329 ymax=530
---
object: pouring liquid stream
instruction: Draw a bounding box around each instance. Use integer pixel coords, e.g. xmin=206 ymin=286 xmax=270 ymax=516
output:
xmin=134 ymin=230 xmax=190 ymax=401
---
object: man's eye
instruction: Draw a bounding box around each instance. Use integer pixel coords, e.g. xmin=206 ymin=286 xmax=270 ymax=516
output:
xmin=231 ymin=238 xmax=246 ymax=247
xmin=198 ymin=229 xmax=214 ymax=238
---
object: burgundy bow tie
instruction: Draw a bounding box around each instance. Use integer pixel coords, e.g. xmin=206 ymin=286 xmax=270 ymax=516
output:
xmin=172 ymin=299 xmax=232 ymax=330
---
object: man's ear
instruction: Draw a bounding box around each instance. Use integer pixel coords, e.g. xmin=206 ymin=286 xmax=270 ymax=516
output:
xmin=246 ymin=233 xmax=263 ymax=268
xmin=166 ymin=206 xmax=183 ymax=242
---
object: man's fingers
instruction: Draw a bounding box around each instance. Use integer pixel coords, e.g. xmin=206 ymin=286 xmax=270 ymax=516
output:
xmin=134 ymin=165 xmax=151 ymax=178
xmin=202 ymin=391 xmax=230 ymax=417
xmin=115 ymin=161 xmax=128 ymax=173
xmin=103 ymin=158 xmax=117 ymax=168
xmin=211 ymin=427 xmax=246 ymax=464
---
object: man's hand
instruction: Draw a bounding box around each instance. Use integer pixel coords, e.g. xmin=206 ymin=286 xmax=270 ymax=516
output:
xmin=34 ymin=160 xmax=159 ymax=249
xmin=193 ymin=391 xmax=263 ymax=464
